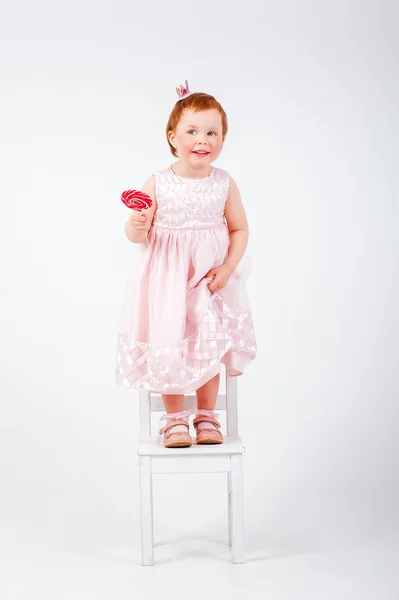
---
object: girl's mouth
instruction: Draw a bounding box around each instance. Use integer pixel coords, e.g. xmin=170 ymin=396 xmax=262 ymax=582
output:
xmin=193 ymin=151 xmax=210 ymax=156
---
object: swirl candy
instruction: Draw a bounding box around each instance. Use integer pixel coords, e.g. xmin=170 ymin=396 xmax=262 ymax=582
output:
xmin=121 ymin=190 xmax=153 ymax=210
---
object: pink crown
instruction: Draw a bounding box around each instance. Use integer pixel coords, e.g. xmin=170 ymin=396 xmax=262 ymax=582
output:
xmin=176 ymin=79 xmax=192 ymax=100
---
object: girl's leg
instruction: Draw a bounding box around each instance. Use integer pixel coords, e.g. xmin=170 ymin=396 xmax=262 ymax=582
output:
xmin=196 ymin=373 xmax=220 ymax=410
xmin=162 ymin=394 xmax=184 ymax=413
xmin=195 ymin=373 xmax=223 ymax=441
xmin=160 ymin=394 xmax=192 ymax=446
xmin=160 ymin=394 xmax=189 ymax=436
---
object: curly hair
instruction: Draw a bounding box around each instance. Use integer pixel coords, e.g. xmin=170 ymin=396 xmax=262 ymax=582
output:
xmin=166 ymin=92 xmax=228 ymax=157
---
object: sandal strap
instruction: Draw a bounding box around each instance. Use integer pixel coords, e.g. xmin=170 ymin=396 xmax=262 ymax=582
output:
xmin=159 ymin=418 xmax=190 ymax=436
xmin=193 ymin=415 xmax=221 ymax=429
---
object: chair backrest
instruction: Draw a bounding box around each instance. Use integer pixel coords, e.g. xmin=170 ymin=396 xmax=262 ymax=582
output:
xmin=138 ymin=368 xmax=238 ymax=438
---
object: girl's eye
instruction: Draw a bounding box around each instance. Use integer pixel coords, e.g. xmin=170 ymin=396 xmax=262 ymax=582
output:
xmin=187 ymin=130 xmax=217 ymax=136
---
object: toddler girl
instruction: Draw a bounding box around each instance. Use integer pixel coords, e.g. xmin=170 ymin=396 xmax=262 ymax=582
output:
xmin=116 ymin=81 xmax=256 ymax=448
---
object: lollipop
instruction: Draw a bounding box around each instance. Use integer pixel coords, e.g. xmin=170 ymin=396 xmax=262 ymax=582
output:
xmin=121 ymin=190 xmax=153 ymax=211
xmin=121 ymin=189 xmax=153 ymax=245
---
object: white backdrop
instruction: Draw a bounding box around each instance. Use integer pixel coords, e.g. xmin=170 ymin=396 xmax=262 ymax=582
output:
xmin=1 ymin=0 xmax=398 ymax=596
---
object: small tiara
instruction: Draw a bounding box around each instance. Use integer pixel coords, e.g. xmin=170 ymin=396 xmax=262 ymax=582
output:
xmin=176 ymin=79 xmax=192 ymax=101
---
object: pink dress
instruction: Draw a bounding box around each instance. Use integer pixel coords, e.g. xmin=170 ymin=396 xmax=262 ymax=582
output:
xmin=115 ymin=166 xmax=256 ymax=393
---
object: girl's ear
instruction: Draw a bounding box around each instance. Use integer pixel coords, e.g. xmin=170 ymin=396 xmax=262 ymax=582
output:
xmin=168 ymin=130 xmax=176 ymax=148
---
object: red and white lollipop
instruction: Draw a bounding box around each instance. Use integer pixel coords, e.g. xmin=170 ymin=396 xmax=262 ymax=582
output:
xmin=120 ymin=190 xmax=153 ymax=211
xmin=121 ymin=189 xmax=153 ymax=245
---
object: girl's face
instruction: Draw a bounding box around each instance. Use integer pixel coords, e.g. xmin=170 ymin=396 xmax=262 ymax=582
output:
xmin=168 ymin=108 xmax=224 ymax=166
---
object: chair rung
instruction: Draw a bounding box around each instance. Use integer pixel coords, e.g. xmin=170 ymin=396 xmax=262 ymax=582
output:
xmin=149 ymin=454 xmax=231 ymax=474
xmin=150 ymin=393 xmax=227 ymax=412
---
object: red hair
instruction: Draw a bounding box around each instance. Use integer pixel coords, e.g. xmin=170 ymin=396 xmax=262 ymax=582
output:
xmin=166 ymin=92 xmax=228 ymax=157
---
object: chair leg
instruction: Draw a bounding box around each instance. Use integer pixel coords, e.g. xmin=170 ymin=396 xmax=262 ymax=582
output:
xmin=227 ymin=471 xmax=232 ymax=546
xmin=230 ymin=454 xmax=244 ymax=563
xmin=139 ymin=456 xmax=154 ymax=566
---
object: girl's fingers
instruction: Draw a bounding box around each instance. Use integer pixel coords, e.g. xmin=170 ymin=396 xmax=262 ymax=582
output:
xmin=131 ymin=215 xmax=147 ymax=224
xmin=208 ymin=278 xmax=226 ymax=293
xmin=130 ymin=220 xmax=148 ymax=231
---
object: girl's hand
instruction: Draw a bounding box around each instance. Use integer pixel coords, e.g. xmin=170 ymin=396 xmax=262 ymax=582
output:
xmin=128 ymin=208 xmax=151 ymax=233
xmin=205 ymin=263 xmax=234 ymax=293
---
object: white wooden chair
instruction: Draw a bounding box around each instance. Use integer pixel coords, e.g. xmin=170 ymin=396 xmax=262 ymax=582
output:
xmin=137 ymin=369 xmax=245 ymax=565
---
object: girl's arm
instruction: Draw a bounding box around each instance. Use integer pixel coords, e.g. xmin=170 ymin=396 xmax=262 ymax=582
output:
xmin=206 ymin=176 xmax=249 ymax=293
xmin=124 ymin=175 xmax=158 ymax=244
xmin=224 ymin=176 xmax=249 ymax=270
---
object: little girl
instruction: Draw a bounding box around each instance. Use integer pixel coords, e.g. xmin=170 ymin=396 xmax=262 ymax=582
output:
xmin=116 ymin=81 xmax=256 ymax=448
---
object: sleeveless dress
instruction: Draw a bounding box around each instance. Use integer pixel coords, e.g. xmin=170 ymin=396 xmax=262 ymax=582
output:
xmin=115 ymin=166 xmax=256 ymax=394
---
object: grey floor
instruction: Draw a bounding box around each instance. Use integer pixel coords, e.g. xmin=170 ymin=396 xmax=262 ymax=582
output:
xmin=1 ymin=526 xmax=398 ymax=599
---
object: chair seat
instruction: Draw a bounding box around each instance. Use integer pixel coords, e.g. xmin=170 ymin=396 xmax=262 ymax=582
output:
xmin=137 ymin=435 xmax=245 ymax=456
